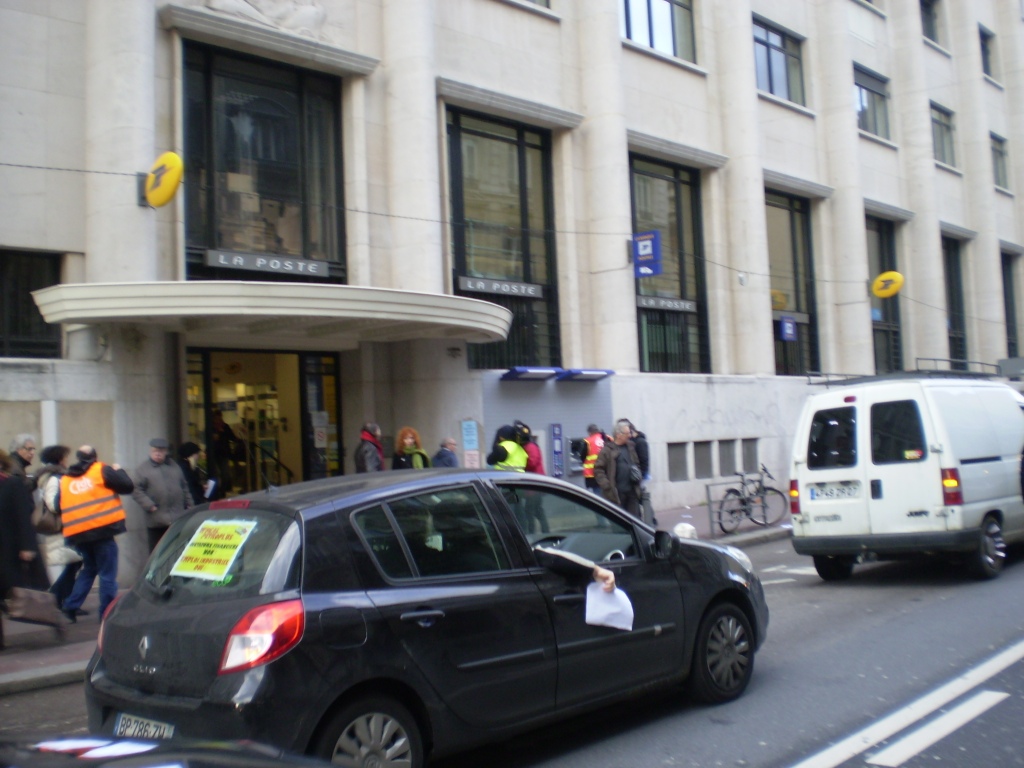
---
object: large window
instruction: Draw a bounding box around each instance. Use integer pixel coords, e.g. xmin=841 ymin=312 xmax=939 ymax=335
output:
xmin=854 ymin=67 xmax=890 ymax=140
xmin=753 ymin=19 xmax=804 ymax=105
xmin=871 ymin=401 xmax=926 ymax=464
xmin=766 ymin=192 xmax=818 ymax=375
xmin=630 ymin=157 xmax=709 ymax=373
xmin=0 ymin=251 xmax=61 ymax=358
xmin=448 ymin=110 xmax=559 ymax=369
xmin=930 ymin=103 xmax=956 ymax=167
xmin=991 ymin=133 xmax=1009 ymax=189
xmin=184 ymin=44 xmax=343 ymax=281
xmin=980 ymin=26 xmax=996 ymax=78
xmin=942 ymin=236 xmax=967 ymax=369
xmin=866 ymin=217 xmax=902 ymax=373
xmin=621 ymin=0 xmax=696 ymax=63
xmin=1003 ymin=252 xmax=1019 ymax=359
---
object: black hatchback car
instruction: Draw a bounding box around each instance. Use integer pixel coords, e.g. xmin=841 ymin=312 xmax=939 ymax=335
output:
xmin=85 ymin=470 xmax=768 ymax=768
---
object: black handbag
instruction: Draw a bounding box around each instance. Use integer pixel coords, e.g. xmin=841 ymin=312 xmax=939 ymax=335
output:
xmin=32 ymin=502 xmax=61 ymax=535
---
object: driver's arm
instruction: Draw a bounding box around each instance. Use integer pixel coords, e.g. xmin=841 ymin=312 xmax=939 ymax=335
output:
xmin=534 ymin=546 xmax=616 ymax=591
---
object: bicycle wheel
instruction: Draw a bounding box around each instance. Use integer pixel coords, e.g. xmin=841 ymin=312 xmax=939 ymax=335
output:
xmin=717 ymin=489 xmax=746 ymax=533
xmin=748 ymin=487 xmax=787 ymax=526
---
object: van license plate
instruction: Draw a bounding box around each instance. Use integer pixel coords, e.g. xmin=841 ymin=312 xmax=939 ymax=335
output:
xmin=114 ymin=713 xmax=175 ymax=739
xmin=809 ymin=483 xmax=859 ymax=500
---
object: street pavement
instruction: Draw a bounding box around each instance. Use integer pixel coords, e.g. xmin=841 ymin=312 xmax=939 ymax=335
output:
xmin=0 ymin=503 xmax=791 ymax=697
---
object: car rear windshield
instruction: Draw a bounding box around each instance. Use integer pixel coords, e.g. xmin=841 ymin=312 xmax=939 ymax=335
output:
xmin=807 ymin=406 xmax=857 ymax=469
xmin=143 ymin=507 xmax=301 ymax=602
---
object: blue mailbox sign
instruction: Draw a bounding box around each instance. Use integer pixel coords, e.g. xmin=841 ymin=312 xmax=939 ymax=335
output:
xmin=633 ymin=231 xmax=662 ymax=278
xmin=780 ymin=315 xmax=798 ymax=342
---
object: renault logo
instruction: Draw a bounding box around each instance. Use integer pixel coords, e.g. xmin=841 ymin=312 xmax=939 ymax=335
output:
xmin=138 ymin=636 xmax=150 ymax=660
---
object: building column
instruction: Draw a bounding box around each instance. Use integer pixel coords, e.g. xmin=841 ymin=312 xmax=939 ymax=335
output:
xmin=577 ymin=0 xmax=638 ymax=371
xmin=813 ymin=1 xmax=874 ymax=375
xmin=85 ymin=0 xmax=156 ymax=282
xmin=710 ymin=0 xmax=774 ymax=375
xmin=888 ymin=2 xmax=948 ymax=366
xmin=381 ymin=0 xmax=444 ymax=294
xmin=949 ymin=3 xmax=1005 ymax=366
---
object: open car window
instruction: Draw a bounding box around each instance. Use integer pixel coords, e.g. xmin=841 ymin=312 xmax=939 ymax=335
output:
xmin=496 ymin=483 xmax=639 ymax=564
xmin=353 ymin=485 xmax=511 ymax=579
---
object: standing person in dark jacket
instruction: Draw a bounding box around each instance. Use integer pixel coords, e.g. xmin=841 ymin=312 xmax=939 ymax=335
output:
xmin=392 ymin=427 xmax=431 ymax=470
xmin=621 ymin=418 xmax=656 ymax=526
xmin=354 ymin=423 xmax=384 ymax=473
xmin=593 ymin=421 xmax=642 ymax=519
xmin=132 ymin=438 xmax=193 ymax=552
xmin=0 ymin=449 xmax=55 ymax=648
xmin=57 ymin=446 xmax=134 ymax=622
xmin=7 ymin=434 xmax=37 ymax=490
xmin=177 ymin=442 xmax=208 ymax=509
xmin=431 ymin=438 xmax=459 ymax=468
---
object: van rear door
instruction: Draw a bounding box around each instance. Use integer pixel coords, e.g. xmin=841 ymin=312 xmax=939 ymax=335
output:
xmin=796 ymin=394 xmax=870 ymax=536
xmin=864 ymin=392 xmax=945 ymax=535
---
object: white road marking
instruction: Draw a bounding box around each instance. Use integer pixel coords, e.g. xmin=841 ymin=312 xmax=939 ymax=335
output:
xmin=761 ymin=578 xmax=797 ymax=585
xmin=787 ymin=637 xmax=1024 ymax=768
xmin=866 ymin=690 xmax=1010 ymax=767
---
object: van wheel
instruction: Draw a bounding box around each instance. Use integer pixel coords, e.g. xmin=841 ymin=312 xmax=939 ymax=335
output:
xmin=813 ymin=555 xmax=855 ymax=581
xmin=315 ymin=695 xmax=424 ymax=768
xmin=689 ymin=603 xmax=754 ymax=704
xmin=973 ymin=516 xmax=1005 ymax=580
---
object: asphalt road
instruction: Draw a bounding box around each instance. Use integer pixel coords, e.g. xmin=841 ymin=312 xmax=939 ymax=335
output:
xmin=3 ymin=539 xmax=1023 ymax=767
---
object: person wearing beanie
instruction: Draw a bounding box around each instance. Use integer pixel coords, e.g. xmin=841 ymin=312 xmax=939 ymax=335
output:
xmin=131 ymin=438 xmax=193 ymax=552
xmin=178 ymin=442 xmax=208 ymax=508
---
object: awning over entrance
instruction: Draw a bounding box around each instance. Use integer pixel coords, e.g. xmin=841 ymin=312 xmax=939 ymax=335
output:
xmin=32 ymin=281 xmax=512 ymax=347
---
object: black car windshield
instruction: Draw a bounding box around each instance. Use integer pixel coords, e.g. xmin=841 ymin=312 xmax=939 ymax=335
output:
xmin=143 ymin=507 xmax=301 ymax=601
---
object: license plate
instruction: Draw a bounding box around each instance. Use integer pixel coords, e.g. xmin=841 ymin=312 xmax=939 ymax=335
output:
xmin=114 ymin=713 xmax=175 ymax=740
xmin=809 ymin=483 xmax=860 ymax=500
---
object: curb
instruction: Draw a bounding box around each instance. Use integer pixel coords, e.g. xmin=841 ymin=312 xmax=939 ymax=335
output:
xmin=0 ymin=659 xmax=89 ymax=696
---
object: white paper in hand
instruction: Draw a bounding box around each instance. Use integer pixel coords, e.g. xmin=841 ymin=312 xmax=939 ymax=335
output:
xmin=585 ymin=582 xmax=634 ymax=631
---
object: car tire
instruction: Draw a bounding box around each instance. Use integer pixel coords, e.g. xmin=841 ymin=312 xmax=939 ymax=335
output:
xmin=813 ymin=555 xmax=855 ymax=581
xmin=315 ymin=694 xmax=424 ymax=768
xmin=973 ymin=515 xmax=1005 ymax=580
xmin=689 ymin=603 xmax=754 ymax=704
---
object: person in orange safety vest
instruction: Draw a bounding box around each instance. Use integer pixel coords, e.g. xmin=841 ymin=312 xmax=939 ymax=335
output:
xmin=56 ymin=446 xmax=134 ymax=622
xmin=581 ymin=424 xmax=606 ymax=494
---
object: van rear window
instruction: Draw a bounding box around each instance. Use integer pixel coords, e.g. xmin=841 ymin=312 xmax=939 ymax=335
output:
xmin=807 ymin=407 xmax=857 ymax=469
xmin=871 ymin=400 xmax=926 ymax=464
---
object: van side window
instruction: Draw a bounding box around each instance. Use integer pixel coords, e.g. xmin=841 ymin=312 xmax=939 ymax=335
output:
xmin=871 ymin=400 xmax=926 ymax=464
xmin=807 ymin=407 xmax=857 ymax=469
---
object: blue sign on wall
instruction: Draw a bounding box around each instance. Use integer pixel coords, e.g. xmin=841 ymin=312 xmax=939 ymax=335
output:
xmin=780 ymin=316 xmax=798 ymax=342
xmin=550 ymin=423 xmax=564 ymax=478
xmin=633 ymin=231 xmax=662 ymax=278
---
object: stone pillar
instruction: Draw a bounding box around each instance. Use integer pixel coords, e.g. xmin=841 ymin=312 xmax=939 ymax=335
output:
xmin=710 ymin=0 xmax=774 ymax=374
xmin=382 ymin=0 xmax=444 ymax=294
xmin=85 ymin=0 xmax=157 ymax=282
xmin=949 ymin=3 xmax=1005 ymax=365
xmin=813 ymin=1 xmax=874 ymax=375
xmin=997 ymin=0 xmax=1024 ymax=351
xmin=577 ymin=0 xmax=637 ymax=371
xmin=888 ymin=2 xmax=948 ymax=365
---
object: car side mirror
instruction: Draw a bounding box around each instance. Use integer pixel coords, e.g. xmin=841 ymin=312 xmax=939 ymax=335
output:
xmin=653 ymin=529 xmax=677 ymax=559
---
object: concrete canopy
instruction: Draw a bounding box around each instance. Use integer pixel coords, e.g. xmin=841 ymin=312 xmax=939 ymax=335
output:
xmin=32 ymin=281 xmax=512 ymax=348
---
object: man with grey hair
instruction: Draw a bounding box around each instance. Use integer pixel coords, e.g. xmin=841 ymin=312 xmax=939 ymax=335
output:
xmin=8 ymin=433 xmax=37 ymax=489
xmin=593 ymin=420 xmax=642 ymax=519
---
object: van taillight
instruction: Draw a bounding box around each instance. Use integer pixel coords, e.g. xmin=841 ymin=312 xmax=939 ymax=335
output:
xmin=941 ymin=468 xmax=963 ymax=506
xmin=789 ymin=480 xmax=801 ymax=515
xmin=219 ymin=599 xmax=304 ymax=675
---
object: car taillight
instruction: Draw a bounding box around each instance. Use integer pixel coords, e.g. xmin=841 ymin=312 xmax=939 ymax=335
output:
xmin=97 ymin=594 xmax=123 ymax=654
xmin=219 ymin=599 xmax=304 ymax=675
xmin=941 ymin=468 xmax=963 ymax=506
xmin=789 ymin=479 xmax=801 ymax=515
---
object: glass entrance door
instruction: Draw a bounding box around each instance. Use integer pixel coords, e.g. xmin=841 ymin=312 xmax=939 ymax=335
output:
xmin=186 ymin=349 xmax=341 ymax=496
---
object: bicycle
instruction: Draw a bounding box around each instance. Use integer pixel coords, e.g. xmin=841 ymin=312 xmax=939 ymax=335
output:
xmin=717 ymin=464 xmax=787 ymax=534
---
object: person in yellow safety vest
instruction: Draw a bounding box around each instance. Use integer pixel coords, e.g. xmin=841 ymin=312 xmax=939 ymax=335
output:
xmin=56 ymin=445 xmax=134 ymax=622
xmin=582 ymin=424 xmax=606 ymax=494
xmin=486 ymin=425 xmax=528 ymax=471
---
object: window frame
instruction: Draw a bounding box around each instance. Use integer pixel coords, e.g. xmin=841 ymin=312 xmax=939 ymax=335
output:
xmin=991 ymin=133 xmax=1010 ymax=189
xmin=920 ymin=0 xmax=941 ymax=44
xmin=866 ymin=216 xmax=903 ymax=373
xmin=980 ymin=25 xmax=996 ymax=78
xmin=870 ymin=400 xmax=927 ymax=465
xmin=183 ymin=42 xmax=346 ymax=283
xmin=1002 ymin=252 xmax=1019 ymax=359
xmin=0 ymin=251 xmax=62 ymax=359
xmin=930 ymin=103 xmax=956 ymax=167
xmin=854 ymin=66 xmax=890 ymax=140
xmin=629 ymin=155 xmax=710 ymax=374
xmin=942 ymin=236 xmax=968 ymax=369
xmin=621 ymin=0 xmax=697 ymax=64
xmin=753 ymin=18 xmax=805 ymax=106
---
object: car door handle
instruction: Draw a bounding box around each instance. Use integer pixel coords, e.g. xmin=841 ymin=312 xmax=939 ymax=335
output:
xmin=552 ymin=593 xmax=585 ymax=605
xmin=400 ymin=609 xmax=445 ymax=628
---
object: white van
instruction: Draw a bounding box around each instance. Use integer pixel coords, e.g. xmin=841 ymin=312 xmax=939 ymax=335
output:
xmin=789 ymin=375 xmax=1024 ymax=580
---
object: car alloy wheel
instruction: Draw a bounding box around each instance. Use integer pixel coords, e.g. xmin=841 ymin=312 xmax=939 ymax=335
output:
xmin=318 ymin=695 xmax=422 ymax=768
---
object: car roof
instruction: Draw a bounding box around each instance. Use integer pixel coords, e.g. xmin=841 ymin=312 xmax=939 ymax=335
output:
xmin=222 ymin=469 xmax=562 ymax=513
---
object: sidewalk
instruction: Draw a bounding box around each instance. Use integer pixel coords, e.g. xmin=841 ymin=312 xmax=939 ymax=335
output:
xmin=0 ymin=507 xmax=791 ymax=697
